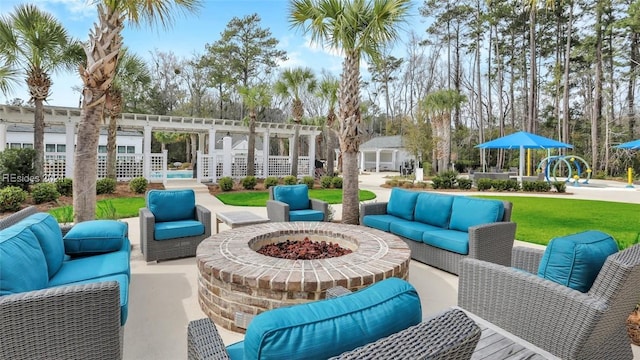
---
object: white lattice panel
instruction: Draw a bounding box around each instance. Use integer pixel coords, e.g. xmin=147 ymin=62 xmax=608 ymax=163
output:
xmin=148 ymin=153 xmax=167 ymax=182
xmin=116 ymin=154 xmax=144 ymax=180
xmin=298 ymin=156 xmax=310 ymax=178
xmin=232 ymin=155 xmax=247 ymax=178
xmin=268 ymin=156 xmax=291 ymax=178
xmin=44 ymin=153 xmax=66 ymax=181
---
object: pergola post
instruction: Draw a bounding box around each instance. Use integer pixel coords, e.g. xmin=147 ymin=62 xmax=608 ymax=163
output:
xmin=64 ymin=120 xmax=75 ymax=178
xmin=222 ymin=133 xmax=232 ymax=177
xmin=143 ymin=125 xmax=152 ymax=178
xmin=375 ymin=149 xmax=381 ymax=173
xmin=308 ymin=134 xmax=316 ymax=177
xmin=208 ymin=128 xmax=216 ymax=183
xmin=262 ymin=130 xmax=270 ymax=178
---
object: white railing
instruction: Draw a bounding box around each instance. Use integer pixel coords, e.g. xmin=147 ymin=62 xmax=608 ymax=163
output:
xmin=195 ymin=152 xmax=312 ymax=183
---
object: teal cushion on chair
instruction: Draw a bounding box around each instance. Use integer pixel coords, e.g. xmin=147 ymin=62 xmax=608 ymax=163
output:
xmin=236 ymin=277 xmax=421 ymax=360
xmin=273 ymin=184 xmax=310 ymax=211
xmin=17 ymin=213 xmax=66 ymax=278
xmin=414 ymin=193 xmax=454 ymax=228
xmin=147 ymin=189 xmax=196 ymax=222
xmin=449 ymin=197 xmax=504 ymax=232
xmin=538 ymin=230 xmax=619 ymax=292
xmin=0 ymin=225 xmax=48 ymax=295
xmin=387 ymin=188 xmax=419 ymax=221
xmin=289 ymin=209 xmax=324 ymax=221
xmin=63 ymin=220 xmax=127 ymax=255
xmin=154 ymin=220 xmax=205 ymax=240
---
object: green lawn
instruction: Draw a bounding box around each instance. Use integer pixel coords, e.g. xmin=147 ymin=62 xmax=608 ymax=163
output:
xmin=474 ymin=195 xmax=640 ymax=249
xmin=48 ymin=197 xmax=146 ymax=222
xmin=215 ymin=189 xmax=377 ymax=206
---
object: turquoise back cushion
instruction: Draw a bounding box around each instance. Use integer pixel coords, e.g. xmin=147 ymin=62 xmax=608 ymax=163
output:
xmin=17 ymin=213 xmax=65 ymax=278
xmin=449 ymin=197 xmax=504 ymax=232
xmin=63 ymin=220 xmax=127 ymax=255
xmin=241 ymin=277 xmax=421 ymax=360
xmin=538 ymin=230 xmax=619 ymax=292
xmin=414 ymin=193 xmax=454 ymax=228
xmin=147 ymin=189 xmax=196 ymax=222
xmin=0 ymin=225 xmax=48 ymax=295
xmin=273 ymin=184 xmax=309 ymax=211
xmin=387 ymin=188 xmax=419 ymax=221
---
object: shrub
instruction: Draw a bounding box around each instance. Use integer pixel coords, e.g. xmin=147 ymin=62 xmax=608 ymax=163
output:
xmin=55 ymin=178 xmax=73 ymax=196
xmin=331 ymin=176 xmax=343 ymax=189
xmin=431 ymin=177 xmax=445 ymax=189
xmin=264 ymin=177 xmax=279 ymax=189
xmin=96 ymin=178 xmax=116 ymax=195
xmin=129 ymin=177 xmax=148 ymax=194
xmin=414 ymin=181 xmax=428 ymax=189
xmin=476 ymin=178 xmax=493 ymax=191
xmin=0 ymin=148 xmax=37 ymax=190
xmin=301 ymin=176 xmax=315 ymax=189
xmin=385 ymin=179 xmax=399 ymax=187
xmin=283 ymin=175 xmax=298 ymax=185
xmin=218 ymin=177 xmax=234 ymax=191
xmin=492 ymin=179 xmax=510 ymax=192
xmin=320 ymin=176 xmax=333 ymax=189
xmin=31 ymin=182 xmax=60 ymax=204
xmin=521 ymin=181 xmax=537 ymax=192
xmin=439 ymin=170 xmax=459 ymax=188
xmin=457 ymin=178 xmax=472 ymax=190
xmin=553 ymin=181 xmax=567 ymax=193
xmin=505 ymin=179 xmax=520 ymax=191
xmin=536 ymin=180 xmax=552 ymax=192
xmin=401 ymin=180 xmax=414 ymax=188
xmin=0 ymin=186 xmax=27 ymax=212
xmin=241 ymin=176 xmax=257 ymax=190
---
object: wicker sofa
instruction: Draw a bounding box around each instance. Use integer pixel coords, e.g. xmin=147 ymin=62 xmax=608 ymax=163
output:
xmin=360 ymin=188 xmax=516 ymax=274
xmin=0 ymin=206 xmax=130 ymax=359
xmin=458 ymin=243 xmax=640 ymax=359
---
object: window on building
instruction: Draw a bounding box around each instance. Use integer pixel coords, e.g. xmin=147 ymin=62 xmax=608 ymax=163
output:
xmin=45 ymin=144 xmax=56 ymax=152
xmin=22 ymin=143 xmax=33 ymax=149
xmin=98 ymin=145 xmax=107 ymax=153
xmin=10 ymin=143 xmax=21 ymax=149
xmin=127 ymin=146 xmax=135 ymax=153
xmin=57 ymin=144 xmax=66 ymax=153
xmin=117 ymin=146 xmax=126 ymax=153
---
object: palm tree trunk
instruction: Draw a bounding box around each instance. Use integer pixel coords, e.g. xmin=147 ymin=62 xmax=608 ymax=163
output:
xmin=106 ymin=114 xmax=117 ymax=179
xmin=247 ymin=114 xmax=256 ymax=176
xmin=74 ymin=96 xmax=103 ymax=222
xmin=291 ymin=124 xmax=300 ymax=177
xmin=33 ymin=98 xmax=45 ymax=180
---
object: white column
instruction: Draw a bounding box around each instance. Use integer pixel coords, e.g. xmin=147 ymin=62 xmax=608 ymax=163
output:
xmin=392 ymin=150 xmax=399 ymax=171
xmin=64 ymin=120 xmax=75 ymax=178
xmin=375 ymin=149 xmax=381 ymax=173
xmin=198 ymin=133 xmax=205 ymax=154
xmin=208 ymin=128 xmax=216 ymax=156
xmin=223 ymin=134 xmax=232 ymax=177
xmin=288 ymin=135 xmax=294 ymax=169
xmin=143 ymin=125 xmax=152 ymax=179
xmin=208 ymin=128 xmax=216 ymax=182
xmin=0 ymin=122 xmax=7 ymax=152
xmin=308 ymin=134 xmax=316 ymax=177
xmin=359 ymin=151 xmax=364 ymax=172
xmin=262 ymin=130 xmax=270 ymax=178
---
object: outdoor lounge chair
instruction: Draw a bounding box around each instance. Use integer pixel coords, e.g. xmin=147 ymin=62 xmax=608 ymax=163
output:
xmin=139 ymin=189 xmax=211 ymax=262
xmin=266 ymin=184 xmax=328 ymax=222
xmin=458 ymin=243 xmax=640 ymax=359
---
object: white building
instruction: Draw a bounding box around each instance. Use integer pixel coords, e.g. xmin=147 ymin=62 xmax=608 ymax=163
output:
xmin=359 ymin=135 xmax=415 ymax=172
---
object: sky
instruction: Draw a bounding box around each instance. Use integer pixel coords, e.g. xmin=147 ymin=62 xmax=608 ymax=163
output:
xmin=0 ymin=0 xmax=424 ymax=108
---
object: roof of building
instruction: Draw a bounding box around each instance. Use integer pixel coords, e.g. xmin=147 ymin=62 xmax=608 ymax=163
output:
xmin=360 ymin=135 xmax=405 ymax=150
xmin=7 ymin=124 xmax=142 ymax=137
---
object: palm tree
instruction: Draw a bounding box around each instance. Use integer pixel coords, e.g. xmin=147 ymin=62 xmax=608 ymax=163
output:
xmin=422 ymin=89 xmax=466 ymax=174
xmin=74 ymin=0 xmax=201 ymax=222
xmin=238 ymin=85 xmax=272 ymax=177
xmin=316 ymin=75 xmax=339 ymax=176
xmin=0 ymin=4 xmax=83 ymax=180
xmin=274 ymin=67 xmax=317 ymax=177
xmin=0 ymin=63 xmax=20 ymax=96
xmin=289 ymin=0 xmax=410 ymax=224
xmin=105 ymin=49 xmax=150 ymax=179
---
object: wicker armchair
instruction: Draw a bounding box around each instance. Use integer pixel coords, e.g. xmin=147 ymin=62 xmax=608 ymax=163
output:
xmin=458 ymin=244 xmax=640 ymax=360
xmin=187 ymin=308 xmax=481 ymax=360
xmin=266 ymin=184 xmax=328 ymax=222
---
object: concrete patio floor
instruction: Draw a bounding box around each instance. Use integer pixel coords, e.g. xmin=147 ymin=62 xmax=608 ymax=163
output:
xmin=120 ymin=172 xmax=640 ymax=360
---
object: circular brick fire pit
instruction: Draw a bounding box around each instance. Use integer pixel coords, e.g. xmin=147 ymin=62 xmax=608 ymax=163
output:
xmin=196 ymin=222 xmax=411 ymax=332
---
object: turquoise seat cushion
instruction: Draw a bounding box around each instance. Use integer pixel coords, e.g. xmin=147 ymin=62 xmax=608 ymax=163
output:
xmin=235 ymin=277 xmax=421 ymax=360
xmin=273 ymin=185 xmax=309 ymax=211
xmin=289 ymin=209 xmax=324 ymax=222
xmin=154 ymin=220 xmax=205 ymax=240
xmin=62 ymin=274 xmax=129 ymax=325
xmin=0 ymin=225 xmax=48 ymax=295
xmin=362 ymin=214 xmax=400 ymax=232
xmin=63 ymin=220 xmax=127 ymax=255
xmin=538 ymin=230 xmax=619 ymax=292
xmin=422 ymin=229 xmax=469 ymax=255
xmin=414 ymin=193 xmax=454 ymax=228
xmin=16 ymin=213 xmax=65 ymax=278
xmin=48 ymin=244 xmax=131 ymax=286
xmin=389 ymin=219 xmax=442 ymax=242
xmin=449 ymin=197 xmax=504 ymax=232
xmin=387 ymin=188 xmax=419 ymax=221
xmin=147 ymin=189 xmax=196 ymax=222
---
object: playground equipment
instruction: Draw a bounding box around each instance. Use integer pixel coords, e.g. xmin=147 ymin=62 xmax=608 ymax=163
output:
xmin=537 ymin=155 xmax=592 ymax=186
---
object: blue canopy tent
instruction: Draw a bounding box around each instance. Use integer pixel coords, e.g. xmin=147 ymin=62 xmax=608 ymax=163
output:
xmin=476 ymin=131 xmax=573 ymax=182
xmin=615 ymin=139 xmax=640 ymax=150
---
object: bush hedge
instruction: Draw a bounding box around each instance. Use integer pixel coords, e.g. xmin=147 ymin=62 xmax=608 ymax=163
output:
xmin=55 ymin=178 xmax=73 ymax=196
xmin=218 ymin=177 xmax=234 ymax=191
xmin=0 ymin=186 xmax=27 ymax=212
xmin=31 ymin=182 xmax=60 ymax=204
xmin=241 ymin=176 xmax=257 ymax=190
xmin=96 ymin=178 xmax=116 ymax=195
xmin=264 ymin=177 xmax=279 ymax=189
xmin=129 ymin=177 xmax=148 ymax=194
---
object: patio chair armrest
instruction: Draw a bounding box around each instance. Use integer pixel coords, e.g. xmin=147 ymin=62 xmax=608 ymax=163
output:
xmin=309 ymin=199 xmax=329 ymax=221
xmin=458 ymin=258 xmax=606 ymax=359
xmin=187 ymin=318 xmax=231 ymax=360
xmin=266 ymin=200 xmax=289 ymax=222
xmin=195 ymin=205 xmax=212 ymax=236
xmin=359 ymin=202 xmax=388 ymax=224
xmin=139 ymin=207 xmax=155 ymax=253
xmin=0 ymin=281 xmax=122 ymax=359
xmin=511 ymin=246 xmax=545 ymax=273
xmin=468 ymin=221 xmax=517 ymax=267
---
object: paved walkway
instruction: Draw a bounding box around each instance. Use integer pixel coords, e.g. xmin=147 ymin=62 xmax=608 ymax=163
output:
xmin=122 ymin=173 xmax=640 ymax=360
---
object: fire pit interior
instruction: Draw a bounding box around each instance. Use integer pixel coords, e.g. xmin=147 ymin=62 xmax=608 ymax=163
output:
xmin=197 ymin=222 xmax=411 ymax=332
xmin=255 ymin=236 xmax=353 ymax=260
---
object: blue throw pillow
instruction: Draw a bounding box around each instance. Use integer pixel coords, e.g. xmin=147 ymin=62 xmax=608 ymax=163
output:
xmin=17 ymin=213 xmax=65 ymax=278
xmin=63 ymin=220 xmax=127 ymax=255
xmin=273 ymin=184 xmax=309 ymax=211
xmin=0 ymin=225 xmax=48 ymax=295
xmin=414 ymin=193 xmax=454 ymax=228
xmin=449 ymin=197 xmax=504 ymax=232
xmin=387 ymin=188 xmax=419 ymax=221
xmin=538 ymin=230 xmax=619 ymax=292
xmin=147 ymin=189 xmax=196 ymax=222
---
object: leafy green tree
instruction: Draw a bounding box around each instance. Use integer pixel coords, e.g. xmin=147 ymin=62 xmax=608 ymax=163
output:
xmin=289 ymin=0 xmax=410 ymax=224
xmin=0 ymin=4 xmax=83 ymax=180
xmin=316 ymin=75 xmax=339 ymax=176
xmin=274 ymin=67 xmax=317 ymax=177
xmin=422 ymin=89 xmax=466 ymax=174
xmin=238 ymin=84 xmax=272 ymax=176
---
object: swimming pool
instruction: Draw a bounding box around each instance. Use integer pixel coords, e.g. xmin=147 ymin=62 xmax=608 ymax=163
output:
xmin=151 ymin=170 xmax=194 ymax=179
